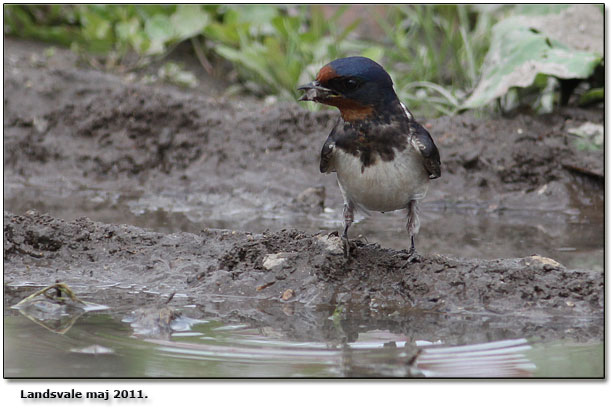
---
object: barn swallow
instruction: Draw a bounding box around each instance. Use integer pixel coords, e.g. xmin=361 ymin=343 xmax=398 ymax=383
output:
xmin=298 ymin=56 xmax=440 ymax=261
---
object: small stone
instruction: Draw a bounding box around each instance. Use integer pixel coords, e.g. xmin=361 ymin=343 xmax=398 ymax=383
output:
xmin=317 ymin=234 xmax=344 ymax=256
xmin=262 ymin=253 xmax=287 ymax=270
xmin=33 ymin=117 xmax=49 ymax=133
xmin=281 ymin=289 xmax=295 ymax=301
xmin=530 ymin=255 xmax=562 ymax=269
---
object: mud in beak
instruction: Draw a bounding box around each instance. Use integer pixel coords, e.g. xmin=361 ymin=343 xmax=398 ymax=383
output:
xmin=297 ymin=81 xmax=337 ymax=102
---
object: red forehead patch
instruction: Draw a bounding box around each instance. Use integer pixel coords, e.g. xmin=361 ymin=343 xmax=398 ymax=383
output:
xmin=316 ymin=65 xmax=337 ymax=84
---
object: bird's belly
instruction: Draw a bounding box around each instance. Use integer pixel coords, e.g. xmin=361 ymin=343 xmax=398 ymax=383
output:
xmin=335 ymin=150 xmax=429 ymax=212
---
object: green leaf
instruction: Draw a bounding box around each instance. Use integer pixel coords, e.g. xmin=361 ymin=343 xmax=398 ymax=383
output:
xmin=569 ymin=122 xmax=603 ymax=151
xmin=170 ymin=5 xmax=208 ymax=40
xmin=231 ymin=5 xmax=279 ymax=25
xmin=80 ymin=11 xmax=112 ymax=41
xmin=512 ymin=4 xmax=570 ymax=16
xmin=115 ymin=17 xmax=140 ymax=41
xmin=463 ymin=12 xmax=602 ymax=109
xmin=144 ymin=13 xmax=175 ymax=54
xmin=158 ymin=62 xmax=199 ymax=88
xmin=579 ymin=88 xmax=604 ymax=106
xmin=204 ymin=22 xmax=245 ymax=46
xmin=214 ymin=44 xmax=277 ymax=87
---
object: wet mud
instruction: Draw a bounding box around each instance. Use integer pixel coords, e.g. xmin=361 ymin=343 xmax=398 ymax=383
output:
xmin=3 ymin=210 xmax=604 ymax=343
xmin=3 ymin=38 xmax=604 ymax=343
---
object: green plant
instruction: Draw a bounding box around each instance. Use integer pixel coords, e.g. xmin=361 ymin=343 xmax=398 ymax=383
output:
xmin=4 ymin=4 xmax=212 ymax=68
xmin=376 ymin=5 xmax=496 ymax=117
xmin=568 ymin=122 xmax=603 ymax=152
xmin=4 ymin=5 xmax=84 ymax=47
xmin=463 ymin=6 xmax=603 ymax=112
xmin=157 ymin=62 xmax=199 ymax=88
xmin=205 ymin=5 xmax=360 ymax=98
xmin=4 ymin=4 xmax=604 ymax=117
xmin=4 ymin=4 xmax=361 ymax=98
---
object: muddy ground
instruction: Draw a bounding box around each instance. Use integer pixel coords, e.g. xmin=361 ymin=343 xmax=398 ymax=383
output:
xmin=3 ymin=38 xmax=604 ymax=343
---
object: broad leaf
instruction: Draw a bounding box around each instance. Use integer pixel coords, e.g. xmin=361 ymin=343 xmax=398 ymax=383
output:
xmin=144 ymin=14 xmax=175 ymax=54
xmin=463 ymin=6 xmax=602 ymax=109
xmin=170 ymin=5 xmax=209 ymax=40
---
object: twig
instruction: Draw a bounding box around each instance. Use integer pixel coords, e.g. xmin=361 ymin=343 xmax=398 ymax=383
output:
xmin=191 ymin=36 xmax=214 ymax=75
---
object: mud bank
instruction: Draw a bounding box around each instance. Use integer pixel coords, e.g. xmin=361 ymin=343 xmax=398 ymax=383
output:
xmin=4 ymin=211 xmax=603 ymax=341
xmin=4 ymin=39 xmax=603 ymax=213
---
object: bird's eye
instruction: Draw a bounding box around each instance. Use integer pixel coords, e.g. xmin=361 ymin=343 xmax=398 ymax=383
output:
xmin=344 ymin=78 xmax=358 ymax=90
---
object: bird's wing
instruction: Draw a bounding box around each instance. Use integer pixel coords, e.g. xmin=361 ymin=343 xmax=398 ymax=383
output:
xmin=410 ymin=121 xmax=441 ymax=179
xmin=320 ymin=136 xmax=336 ymax=173
xmin=320 ymin=118 xmax=343 ymax=173
xmin=400 ymin=102 xmax=441 ymax=179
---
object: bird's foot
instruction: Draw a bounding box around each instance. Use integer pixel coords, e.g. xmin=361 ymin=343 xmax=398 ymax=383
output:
xmin=402 ymin=235 xmax=423 ymax=265
xmin=403 ymin=248 xmax=423 ymax=266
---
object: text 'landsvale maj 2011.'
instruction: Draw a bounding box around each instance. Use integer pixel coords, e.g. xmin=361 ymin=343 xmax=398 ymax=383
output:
xmin=21 ymin=389 xmax=148 ymax=400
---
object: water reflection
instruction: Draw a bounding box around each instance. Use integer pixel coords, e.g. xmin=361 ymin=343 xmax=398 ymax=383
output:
xmin=414 ymin=339 xmax=536 ymax=377
xmin=10 ymin=283 xmax=109 ymax=334
xmin=4 ymin=306 xmax=603 ymax=378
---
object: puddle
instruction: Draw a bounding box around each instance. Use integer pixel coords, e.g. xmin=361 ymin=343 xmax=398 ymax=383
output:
xmin=4 ymin=182 xmax=604 ymax=273
xmin=3 ymin=286 xmax=604 ymax=378
xmin=4 ymin=309 xmax=603 ymax=378
xmin=3 ymin=183 xmax=604 ymax=379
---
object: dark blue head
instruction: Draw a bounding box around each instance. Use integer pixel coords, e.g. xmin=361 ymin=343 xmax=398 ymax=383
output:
xmin=325 ymin=56 xmax=394 ymax=90
xmin=298 ymin=56 xmax=399 ymax=121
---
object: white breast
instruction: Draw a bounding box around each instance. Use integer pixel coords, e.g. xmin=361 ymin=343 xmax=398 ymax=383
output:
xmin=335 ymin=147 xmax=429 ymax=212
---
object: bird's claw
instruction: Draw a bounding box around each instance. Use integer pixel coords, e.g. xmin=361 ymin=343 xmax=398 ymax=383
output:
xmin=407 ymin=252 xmax=423 ymax=264
xmin=403 ymin=247 xmax=423 ymax=266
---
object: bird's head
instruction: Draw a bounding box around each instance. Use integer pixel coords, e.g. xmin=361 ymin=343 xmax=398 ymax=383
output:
xmin=298 ymin=56 xmax=397 ymax=121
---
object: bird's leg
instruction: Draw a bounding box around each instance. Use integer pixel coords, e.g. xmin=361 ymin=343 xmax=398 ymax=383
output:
xmin=406 ymin=200 xmax=422 ymax=263
xmin=408 ymin=235 xmax=416 ymax=258
xmin=342 ymin=203 xmax=354 ymax=260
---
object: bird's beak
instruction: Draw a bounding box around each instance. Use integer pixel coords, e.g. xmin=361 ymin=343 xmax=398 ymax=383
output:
xmin=297 ymin=81 xmax=338 ymax=102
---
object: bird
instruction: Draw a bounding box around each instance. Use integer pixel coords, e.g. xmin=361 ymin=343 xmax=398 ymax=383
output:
xmin=297 ymin=56 xmax=440 ymax=261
